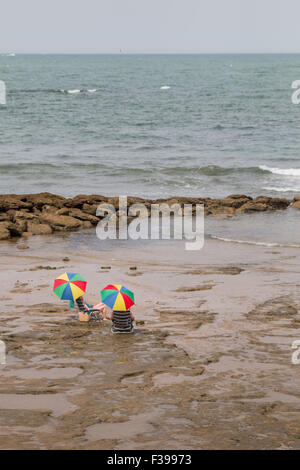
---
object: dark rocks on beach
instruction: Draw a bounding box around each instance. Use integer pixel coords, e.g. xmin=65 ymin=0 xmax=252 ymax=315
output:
xmin=16 ymin=243 xmax=29 ymax=250
xmin=27 ymin=222 xmax=53 ymax=235
xmin=39 ymin=213 xmax=83 ymax=231
xmin=290 ymin=198 xmax=300 ymax=210
xmin=0 ymin=192 xmax=293 ymax=240
xmin=64 ymin=194 xmax=106 ymax=208
xmin=0 ymin=225 xmax=10 ymax=240
xmin=56 ymin=207 xmax=99 ymax=224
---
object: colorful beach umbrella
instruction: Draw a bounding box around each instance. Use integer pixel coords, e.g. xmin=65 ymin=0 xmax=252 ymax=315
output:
xmin=100 ymin=285 xmax=135 ymax=311
xmin=53 ymin=272 xmax=87 ymax=301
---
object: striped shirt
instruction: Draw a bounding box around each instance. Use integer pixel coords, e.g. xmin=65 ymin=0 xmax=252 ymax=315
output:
xmin=112 ymin=310 xmax=133 ymax=331
xmin=76 ymin=298 xmax=88 ymax=312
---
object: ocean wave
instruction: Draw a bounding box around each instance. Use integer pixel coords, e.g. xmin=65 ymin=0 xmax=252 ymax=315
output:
xmin=181 ymin=165 xmax=266 ymax=176
xmin=259 ymin=165 xmax=300 ymax=177
xmin=210 ymin=235 xmax=300 ymax=249
xmin=61 ymin=89 xmax=81 ymax=94
xmin=212 ymin=124 xmax=256 ymax=131
xmin=122 ymin=165 xmax=267 ymax=177
xmin=109 ymin=167 xmax=155 ymax=176
xmin=0 ymin=162 xmax=270 ymax=179
xmin=10 ymin=88 xmax=96 ymax=94
xmin=0 ymin=162 xmax=57 ymax=171
xmin=262 ymin=186 xmax=300 ymax=193
xmin=160 ymin=86 xmax=170 ymax=90
xmin=60 ymin=88 xmax=98 ymax=94
xmin=0 ymin=161 xmax=108 ymax=173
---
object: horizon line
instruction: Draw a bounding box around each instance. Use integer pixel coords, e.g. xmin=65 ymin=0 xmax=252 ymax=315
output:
xmin=2 ymin=52 xmax=300 ymax=55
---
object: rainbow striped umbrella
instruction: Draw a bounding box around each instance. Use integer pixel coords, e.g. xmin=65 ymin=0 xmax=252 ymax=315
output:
xmin=100 ymin=285 xmax=135 ymax=311
xmin=53 ymin=272 xmax=87 ymax=301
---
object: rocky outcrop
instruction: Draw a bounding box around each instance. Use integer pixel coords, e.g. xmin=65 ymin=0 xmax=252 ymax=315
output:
xmin=204 ymin=195 xmax=290 ymax=217
xmin=290 ymin=196 xmax=300 ymax=210
xmin=26 ymin=222 xmax=53 ymax=235
xmin=0 ymin=192 xmax=293 ymax=240
xmin=0 ymin=226 xmax=10 ymax=240
xmin=39 ymin=213 xmax=83 ymax=231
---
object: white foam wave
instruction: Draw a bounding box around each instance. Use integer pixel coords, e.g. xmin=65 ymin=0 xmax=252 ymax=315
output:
xmin=160 ymin=86 xmax=170 ymax=90
xmin=210 ymin=235 xmax=300 ymax=248
xmin=88 ymin=89 xmax=97 ymax=93
xmin=67 ymin=89 xmax=81 ymax=94
xmin=260 ymin=165 xmax=300 ymax=176
xmin=262 ymin=186 xmax=300 ymax=193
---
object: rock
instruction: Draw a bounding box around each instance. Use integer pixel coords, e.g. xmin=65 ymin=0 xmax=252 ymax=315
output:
xmin=236 ymin=202 xmax=268 ymax=214
xmin=14 ymin=219 xmax=27 ymax=233
xmin=0 ymin=221 xmax=23 ymax=237
xmin=0 ymin=213 xmax=10 ymax=222
xmin=12 ymin=211 xmax=38 ymax=234
xmin=207 ymin=205 xmax=236 ymax=217
xmin=17 ymin=243 xmax=29 ymax=250
xmin=23 ymin=193 xmax=66 ymax=209
xmin=81 ymin=221 xmax=93 ymax=229
xmin=0 ymin=195 xmax=33 ymax=211
xmin=221 ymin=195 xmax=252 ymax=209
xmin=82 ymin=203 xmax=99 ymax=215
xmin=291 ymin=200 xmax=300 ymax=210
xmin=56 ymin=207 xmax=98 ymax=224
xmin=39 ymin=214 xmax=82 ymax=231
xmin=27 ymin=222 xmax=53 ymax=235
xmin=236 ymin=197 xmax=290 ymax=213
xmin=253 ymin=196 xmax=290 ymax=210
xmin=65 ymin=195 xmax=106 ymax=208
xmin=11 ymin=210 xmax=35 ymax=220
xmin=55 ymin=208 xmax=69 ymax=216
xmin=42 ymin=205 xmax=57 ymax=214
xmin=127 ymin=196 xmax=150 ymax=205
xmin=106 ymin=197 xmax=120 ymax=208
xmin=0 ymin=192 xmax=294 ymax=242
xmin=0 ymin=226 xmax=10 ymax=240
xmin=226 ymin=194 xmax=253 ymax=200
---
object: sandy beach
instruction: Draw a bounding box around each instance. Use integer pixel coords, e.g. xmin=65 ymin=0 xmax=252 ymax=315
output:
xmin=1 ymin=232 xmax=300 ymax=449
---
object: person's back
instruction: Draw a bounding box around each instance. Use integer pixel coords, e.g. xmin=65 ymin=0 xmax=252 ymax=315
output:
xmin=112 ymin=310 xmax=134 ymax=333
xmin=76 ymin=297 xmax=90 ymax=322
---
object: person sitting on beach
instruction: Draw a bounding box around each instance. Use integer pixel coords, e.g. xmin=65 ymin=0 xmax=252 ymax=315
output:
xmin=92 ymin=301 xmax=109 ymax=321
xmin=110 ymin=309 xmax=135 ymax=333
xmin=92 ymin=302 xmax=135 ymax=323
xmin=74 ymin=296 xmax=106 ymax=322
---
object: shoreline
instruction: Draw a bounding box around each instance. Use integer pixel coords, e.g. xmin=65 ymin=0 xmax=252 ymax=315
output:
xmin=0 ymin=192 xmax=299 ymax=241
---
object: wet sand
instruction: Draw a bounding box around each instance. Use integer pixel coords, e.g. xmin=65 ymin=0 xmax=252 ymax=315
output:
xmin=0 ymin=235 xmax=300 ymax=449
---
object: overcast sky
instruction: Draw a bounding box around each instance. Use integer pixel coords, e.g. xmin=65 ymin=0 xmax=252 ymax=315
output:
xmin=1 ymin=0 xmax=300 ymax=54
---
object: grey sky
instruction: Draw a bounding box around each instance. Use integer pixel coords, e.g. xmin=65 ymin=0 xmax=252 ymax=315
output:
xmin=1 ymin=0 xmax=300 ymax=54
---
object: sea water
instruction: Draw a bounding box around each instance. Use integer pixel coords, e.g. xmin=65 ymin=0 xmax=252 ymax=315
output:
xmin=1 ymin=53 xmax=300 ymax=245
